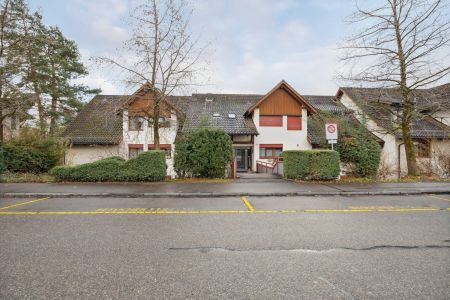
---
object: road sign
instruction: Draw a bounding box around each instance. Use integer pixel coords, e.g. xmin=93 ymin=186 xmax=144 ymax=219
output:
xmin=328 ymin=139 xmax=337 ymax=144
xmin=326 ymin=123 xmax=338 ymax=140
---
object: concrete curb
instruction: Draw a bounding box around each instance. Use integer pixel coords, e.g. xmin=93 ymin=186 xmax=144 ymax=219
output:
xmin=1 ymin=189 xmax=449 ymax=198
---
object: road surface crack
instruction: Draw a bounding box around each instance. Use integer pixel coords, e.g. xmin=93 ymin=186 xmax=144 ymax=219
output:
xmin=169 ymin=245 xmax=450 ymax=253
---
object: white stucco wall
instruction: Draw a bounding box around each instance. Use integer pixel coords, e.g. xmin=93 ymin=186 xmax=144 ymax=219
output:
xmin=252 ymin=108 xmax=311 ymax=171
xmin=340 ymin=92 xmax=399 ymax=178
xmin=2 ymin=116 xmax=20 ymax=141
xmin=122 ymin=109 xmax=178 ymax=177
xmin=65 ymin=144 xmax=123 ymax=165
xmin=339 ymin=92 xmax=450 ymax=178
xmin=434 ymin=111 xmax=450 ymax=126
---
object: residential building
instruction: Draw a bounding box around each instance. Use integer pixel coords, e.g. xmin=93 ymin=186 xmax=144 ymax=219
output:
xmin=336 ymin=84 xmax=450 ymax=178
xmin=64 ymin=80 xmax=450 ymax=178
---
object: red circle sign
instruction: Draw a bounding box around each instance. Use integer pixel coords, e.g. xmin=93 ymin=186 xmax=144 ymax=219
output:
xmin=327 ymin=124 xmax=336 ymax=133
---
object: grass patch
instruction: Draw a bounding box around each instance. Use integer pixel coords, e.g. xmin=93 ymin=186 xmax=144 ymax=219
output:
xmin=0 ymin=172 xmax=56 ymax=183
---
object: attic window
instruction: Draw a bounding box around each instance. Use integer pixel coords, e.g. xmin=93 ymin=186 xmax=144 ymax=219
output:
xmin=213 ymin=113 xmax=221 ymax=117
xmin=228 ymin=113 xmax=236 ymax=119
xmin=205 ymin=95 xmax=214 ymax=102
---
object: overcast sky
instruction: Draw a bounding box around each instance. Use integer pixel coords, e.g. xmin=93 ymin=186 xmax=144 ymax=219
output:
xmin=27 ymin=0 xmax=364 ymax=96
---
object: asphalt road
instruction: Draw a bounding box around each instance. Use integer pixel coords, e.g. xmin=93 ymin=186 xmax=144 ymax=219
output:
xmin=1 ymin=194 xmax=449 ymax=299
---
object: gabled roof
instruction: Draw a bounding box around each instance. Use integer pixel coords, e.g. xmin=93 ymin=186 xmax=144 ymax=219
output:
xmin=124 ymin=82 xmax=185 ymax=117
xmin=304 ymin=95 xmax=384 ymax=146
xmin=245 ymin=80 xmax=317 ymax=115
xmin=337 ymin=86 xmax=450 ymax=139
xmin=64 ymin=95 xmax=129 ymax=145
xmin=303 ymin=95 xmax=352 ymax=114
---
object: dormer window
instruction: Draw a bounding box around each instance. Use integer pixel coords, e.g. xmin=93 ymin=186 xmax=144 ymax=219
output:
xmin=205 ymin=94 xmax=214 ymax=102
xmin=213 ymin=113 xmax=221 ymax=117
xmin=228 ymin=113 xmax=236 ymax=119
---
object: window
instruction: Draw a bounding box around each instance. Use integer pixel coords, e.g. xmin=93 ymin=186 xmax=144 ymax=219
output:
xmin=128 ymin=145 xmax=143 ymax=159
xmin=414 ymin=140 xmax=430 ymax=158
xmin=149 ymin=144 xmax=172 ymax=158
xmin=287 ymin=116 xmax=302 ymax=130
xmin=259 ymin=144 xmax=283 ymax=158
xmin=260 ymin=115 xmax=282 ymax=127
xmin=148 ymin=117 xmax=170 ymax=128
xmin=129 ymin=116 xmax=144 ymax=131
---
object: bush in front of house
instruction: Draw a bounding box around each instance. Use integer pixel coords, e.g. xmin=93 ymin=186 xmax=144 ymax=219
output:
xmin=283 ymin=150 xmax=340 ymax=180
xmin=118 ymin=151 xmax=166 ymax=181
xmin=309 ymin=112 xmax=381 ymax=178
xmin=337 ymin=134 xmax=381 ymax=177
xmin=174 ymin=128 xmax=233 ymax=178
xmin=2 ymin=130 xmax=64 ymax=173
xmin=51 ymin=151 xmax=166 ymax=182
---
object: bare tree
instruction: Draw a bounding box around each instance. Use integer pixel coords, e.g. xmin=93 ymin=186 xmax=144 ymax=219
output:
xmin=95 ymin=0 xmax=205 ymax=149
xmin=339 ymin=0 xmax=450 ymax=176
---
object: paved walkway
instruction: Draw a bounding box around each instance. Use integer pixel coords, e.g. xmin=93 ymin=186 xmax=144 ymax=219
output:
xmin=0 ymin=180 xmax=449 ymax=197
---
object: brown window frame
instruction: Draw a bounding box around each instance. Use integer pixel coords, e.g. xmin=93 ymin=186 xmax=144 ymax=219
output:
xmin=259 ymin=115 xmax=283 ymax=127
xmin=129 ymin=116 xmax=144 ymax=131
xmin=259 ymin=144 xmax=283 ymax=159
xmin=287 ymin=115 xmax=302 ymax=130
xmin=128 ymin=144 xmax=144 ymax=159
xmin=414 ymin=140 xmax=431 ymax=158
xmin=148 ymin=117 xmax=171 ymax=128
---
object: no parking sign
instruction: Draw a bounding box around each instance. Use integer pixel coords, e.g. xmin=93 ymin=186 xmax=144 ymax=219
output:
xmin=326 ymin=123 xmax=338 ymax=143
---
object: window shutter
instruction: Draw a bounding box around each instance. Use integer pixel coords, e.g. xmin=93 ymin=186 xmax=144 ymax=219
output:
xmin=287 ymin=116 xmax=302 ymax=130
xmin=260 ymin=115 xmax=283 ymax=127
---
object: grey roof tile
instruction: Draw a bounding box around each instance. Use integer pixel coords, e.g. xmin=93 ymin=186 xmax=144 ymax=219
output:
xmin=64 ymin=95 xmax=128 ymax=144
xmin=340 ymin=86 xmax=450 ymax=139
xmin=181 ymin=94 xmax=261 ymax=135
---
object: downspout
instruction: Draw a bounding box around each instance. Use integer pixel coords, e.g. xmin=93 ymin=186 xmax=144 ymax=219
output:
xmin=398 ymin=142 xmax=404 ymax=179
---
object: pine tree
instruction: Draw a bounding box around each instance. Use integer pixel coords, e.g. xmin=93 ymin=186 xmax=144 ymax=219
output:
xmin=40 ymin=26 xmax=99 ymax=135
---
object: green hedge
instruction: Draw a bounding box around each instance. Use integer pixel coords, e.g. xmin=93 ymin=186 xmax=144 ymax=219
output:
xmin=51 ymin=151 xmax=166 ymax=182
xmin=1 ymin=133 xmax=64 ymax=173
xmin=283 ymin=150 xmax=340 ymax=180
xmin=174 ymin=128 xmax=233 ymax=178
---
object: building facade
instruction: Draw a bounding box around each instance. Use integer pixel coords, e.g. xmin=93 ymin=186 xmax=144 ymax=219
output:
xmin=64 ymin=81 xmax=450 ymax=178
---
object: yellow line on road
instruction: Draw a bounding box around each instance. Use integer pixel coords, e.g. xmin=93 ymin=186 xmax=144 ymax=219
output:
xmin=0 ymin=197 xmax=49 ymax=211
xmin=0 ymin=208 xmax=447 ymax=215
xmin=241 ymin=196 xmax=255 ymax=211
xmin=427 ymin=194 xmax=450 ymax=202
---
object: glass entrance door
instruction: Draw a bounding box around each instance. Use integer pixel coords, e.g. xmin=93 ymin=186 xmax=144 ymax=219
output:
xmin=235 ymin=148 xmax=247 ymax=171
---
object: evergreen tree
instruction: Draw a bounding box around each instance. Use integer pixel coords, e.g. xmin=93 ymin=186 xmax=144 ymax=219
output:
xmin=40 ymin=26 xmax=99 ymax=134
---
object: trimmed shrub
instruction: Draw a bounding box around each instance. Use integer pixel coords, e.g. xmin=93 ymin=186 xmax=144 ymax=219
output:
xmin=283 ymin=150 xmax=340 ymax=180
xmin=174 ymin=128 xmax=233 ymax=178
xmin=51 ymin=151 xmax=166 ymax=182
xmin=173 ymin=137 xmax=191 ymax=178
xmin=309 ymin=112 xmax=381 ymax=178
xmin=337 ymin=135 xmax=381 ymax=177
xmin=2 ymin=131 xmax=64 ymax=173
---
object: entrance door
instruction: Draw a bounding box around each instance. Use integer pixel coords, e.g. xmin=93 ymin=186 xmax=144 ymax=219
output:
xmin=235 ymin=148 xmax=247 ymax=171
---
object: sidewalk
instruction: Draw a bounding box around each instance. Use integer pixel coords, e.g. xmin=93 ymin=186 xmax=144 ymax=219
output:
xmin=1 ymin=179 xmax=449 ymax=197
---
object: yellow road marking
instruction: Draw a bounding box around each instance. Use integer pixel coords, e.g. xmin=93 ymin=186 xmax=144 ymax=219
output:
xmin=0 ymin=207 xmax=447 ymax=215
xmin=0 ymin=197 xmax=49 ymax=211
xmin=427 ymin=194 xmax=450 ymax=202
xmin=241 ymin=196 xmax=255 ymax=211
